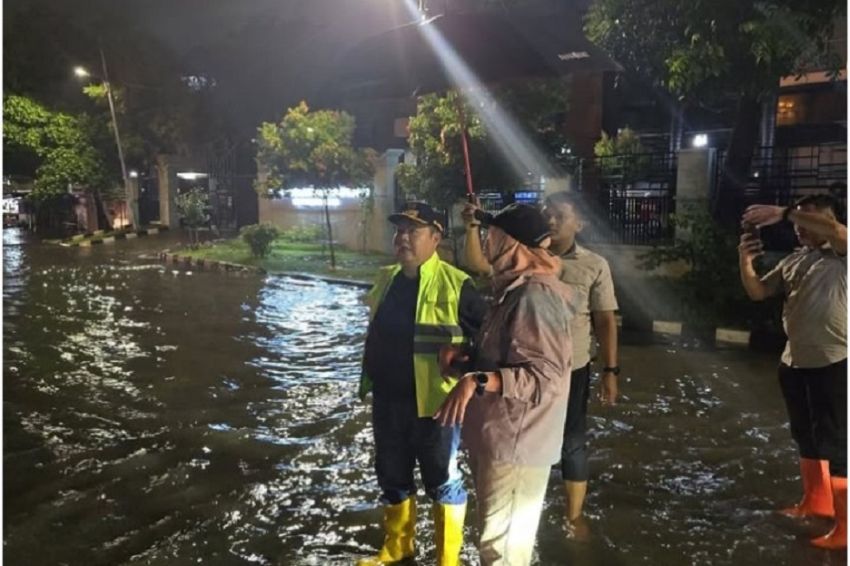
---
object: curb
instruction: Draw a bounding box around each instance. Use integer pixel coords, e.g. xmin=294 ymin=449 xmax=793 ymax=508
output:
xmin=649 ymin=319 xmax=751 ymax=347
xmin=278 ymin=271 xmax=372 ymax=289
xmin=153 ymin=253 xmax=754 ymax=343
xmin=156 ymin=253 xmax=372 ymax=288
xmin=59 ymin=225 xmax=169 ymax=247
xmin=159 ymin=252 xmax=265 ymax=275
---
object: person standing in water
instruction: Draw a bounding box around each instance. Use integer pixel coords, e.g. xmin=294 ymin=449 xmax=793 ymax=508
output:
xmin=436 ymin=203 xmax=574 ymax=565
xmin=740 ymin=194 xmax=847 ymax=550
xmin=357 ymin=201 xmax=487 ymax=566
xmin=461 ymin=191 xmax=620 ymax=538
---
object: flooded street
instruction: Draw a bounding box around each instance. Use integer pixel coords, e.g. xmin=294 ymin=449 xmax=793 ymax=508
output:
xmin=3 ymin=227 xmax=845 ymax=566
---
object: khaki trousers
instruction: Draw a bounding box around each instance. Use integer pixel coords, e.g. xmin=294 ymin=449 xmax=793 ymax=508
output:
xmin=471 ymin=457 xmax=550 ymax=566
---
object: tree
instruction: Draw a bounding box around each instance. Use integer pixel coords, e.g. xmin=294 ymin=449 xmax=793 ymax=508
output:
xmin=396 ymin=79 xmax=573 ymax=212
xmin=3 ymin=94 xmax=117 ymax=229
xmin=585 ymin=0 xmax=844 ymax=220
xmin=174 ymin=188 xmax=210 ymax=248
xmin=4 ymin=0 xmax=222 ymax=173
xmin=255 ymin=101 xmax=377 ymax=269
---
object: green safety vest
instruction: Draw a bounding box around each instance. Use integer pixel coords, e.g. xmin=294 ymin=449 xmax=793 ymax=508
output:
xmin=359 ymin=252 xmax=471 ymax=417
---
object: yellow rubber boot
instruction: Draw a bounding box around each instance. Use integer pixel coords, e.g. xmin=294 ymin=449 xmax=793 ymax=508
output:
xmin=779 ymin=458 xmax=834 ymax=518
xmin=433 ymin=501 xmax=466 ymax=566
xmin=812 ymin=477 xmax=847 ymax=550
xmin=357 ymin=497 xmax=416 ymax=566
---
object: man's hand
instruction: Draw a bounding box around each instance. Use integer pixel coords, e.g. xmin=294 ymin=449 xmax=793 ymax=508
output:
xmin=433 ymin=374 xmax=477 ymax=427
xmin=742 ymin=205 xmax=785 ymax=228
xmin=461 ymin=196 xmax=482 ymax=227
xmin=738 ymin=233 xmax=764 ymax=264
xmin=600 ymin=371 xmax=618 ymax=405
xmin=438 ymin=345 xmax=469 ymax=381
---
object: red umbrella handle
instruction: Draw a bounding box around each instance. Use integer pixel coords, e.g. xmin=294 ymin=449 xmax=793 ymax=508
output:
xmin=454 ymin=96 xmax=475 ymax=201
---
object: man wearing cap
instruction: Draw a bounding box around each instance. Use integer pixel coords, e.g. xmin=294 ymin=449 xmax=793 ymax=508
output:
xmin=357 ymin=201 xmax=487 ymax=566
xmin=436 ymin=203 xmax=574 ymax=566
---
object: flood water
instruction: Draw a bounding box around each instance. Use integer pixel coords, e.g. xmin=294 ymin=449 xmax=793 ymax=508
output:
xmin=3 ymin=227 xmax=845 ymax=566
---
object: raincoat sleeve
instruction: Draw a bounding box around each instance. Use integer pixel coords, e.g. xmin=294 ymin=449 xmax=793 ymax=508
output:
xmin=497 ymin=285 xmax=571 ymax=405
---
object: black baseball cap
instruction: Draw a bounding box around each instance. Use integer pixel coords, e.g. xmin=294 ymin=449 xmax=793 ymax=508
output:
xmin=475 ymin=203 xmax=551 ymax=247
xmin=388 ymin=201 xmax=445 ymax=232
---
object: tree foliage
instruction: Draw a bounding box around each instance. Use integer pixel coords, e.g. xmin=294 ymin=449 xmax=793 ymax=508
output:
xmin=3 ymin=94 xmax=110 ymax=201
xmin=255 ymin=101 xmax=377 ymax=194
xmin=638 ymin=205 xmax=778 ymax=328
xmin=175 ymin=187 xmax=210 ymax=247
xmin=4 ymin=0 xmax=220 ymax=174
xmin=397 ymin=80 xmax=572 ymax=212
xmin=585 ymin=0 xmax=844 ymax=103
xmin=254 ymin=101 xmax=377 ymax=269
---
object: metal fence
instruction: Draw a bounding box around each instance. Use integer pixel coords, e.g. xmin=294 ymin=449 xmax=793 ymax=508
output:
xmin=579 ymin=152 xmax=678 ymax=245
xmin=466 ymin=144 xmax=846 ymax=248
xmin=714 ymin=143 xmax=847 ymax=249
xmin=714 ymin=143 xmax=847 ymax=214
xmin=474 ymin=152 xmax=678 ymax=245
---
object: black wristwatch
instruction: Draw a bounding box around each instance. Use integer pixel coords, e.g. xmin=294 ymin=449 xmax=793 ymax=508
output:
xmin=474 ymin=372 xmax=489 ymax=396
xmin=782 ymin=206 xmax=793 ymax=223
xmin=602 ymin=366 xmax=620 ymax=376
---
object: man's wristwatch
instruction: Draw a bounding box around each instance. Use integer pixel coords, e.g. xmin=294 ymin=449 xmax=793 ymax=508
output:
xmin=474 ymin=372 xmax=489 ymax=396
xmin=602 ymin=366 xmax=620 ymax=376
xmin=782 ymin=206 xmax=793 ymax=223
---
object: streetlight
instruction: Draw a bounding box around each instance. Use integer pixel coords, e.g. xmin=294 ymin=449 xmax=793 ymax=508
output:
xmin=74 ymin=48 xmax=138 ymax=230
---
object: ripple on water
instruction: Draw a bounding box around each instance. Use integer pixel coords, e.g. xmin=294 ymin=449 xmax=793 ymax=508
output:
xmin=6 ymin=235 xmax=818 ymax=566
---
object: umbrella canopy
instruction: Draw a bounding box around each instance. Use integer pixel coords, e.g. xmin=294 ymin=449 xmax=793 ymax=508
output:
xmin=329 ymin=9 xmax=621 ymax=100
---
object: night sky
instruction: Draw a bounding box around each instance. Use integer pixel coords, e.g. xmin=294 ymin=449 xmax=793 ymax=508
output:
xmin=4 ymin=0 xmax=416 ymax=136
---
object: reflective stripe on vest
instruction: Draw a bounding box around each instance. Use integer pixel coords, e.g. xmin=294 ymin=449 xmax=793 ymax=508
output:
xmin=359 ymin=252 xmax=470 ymax=417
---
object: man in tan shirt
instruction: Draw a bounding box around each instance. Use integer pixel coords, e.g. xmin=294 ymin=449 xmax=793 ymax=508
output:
xmin=740 ymin=194 xmax=847 ymax=550
xmin=462 ymin=191 xmax=620 ymax=539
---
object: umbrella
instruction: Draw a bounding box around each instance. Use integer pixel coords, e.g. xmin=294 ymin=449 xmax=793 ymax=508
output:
xmin=327 ymin=9 xmax=620 ymax=197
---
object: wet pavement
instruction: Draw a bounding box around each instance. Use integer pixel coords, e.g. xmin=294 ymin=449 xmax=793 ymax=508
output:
xmin=3 ymin=228 xmax=845 ymax=565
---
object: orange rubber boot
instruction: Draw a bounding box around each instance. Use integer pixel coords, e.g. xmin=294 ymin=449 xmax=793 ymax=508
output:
xmin=811 ymin=477 xmax=847 ymax=550
xmin=779 ymin=458 xmax=834 ymax=518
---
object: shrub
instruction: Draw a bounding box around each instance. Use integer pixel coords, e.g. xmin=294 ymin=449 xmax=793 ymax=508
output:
xmin=638 ymin=205 xmax=780 ymax=329
xmin=175 ymin=187 xmax=209 ymax=247
xmin=593 ymin=128 xmax=650 ymax=179
xmin=278 ymin=225 xmax=322 ymax=243
xmin=240 ymin=223 xmax=279 ymax=257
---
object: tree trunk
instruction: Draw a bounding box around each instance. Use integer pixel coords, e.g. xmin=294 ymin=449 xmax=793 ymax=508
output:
xmin=324 ymin=196 xmax=336 ymax=270
xmin=713 ymin=95 xmax=761 ymax=225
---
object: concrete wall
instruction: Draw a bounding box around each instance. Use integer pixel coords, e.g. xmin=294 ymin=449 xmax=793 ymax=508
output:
xmin=258 ymin=197 xmax=366 ymax=250
xmin=257 ymin=149 xmax=405 ymax=255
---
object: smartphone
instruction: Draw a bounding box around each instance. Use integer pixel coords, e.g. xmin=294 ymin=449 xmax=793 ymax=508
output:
xmin=742 ymin=222 xmax=760 ymax=241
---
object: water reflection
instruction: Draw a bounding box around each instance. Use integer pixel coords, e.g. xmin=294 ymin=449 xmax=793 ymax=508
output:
xmin=3 ymin=229 xmax=845 ymax=566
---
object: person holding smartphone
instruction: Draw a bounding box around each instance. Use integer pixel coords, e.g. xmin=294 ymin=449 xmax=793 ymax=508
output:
xmin=739 ymin=194 xmax=847 ymax=550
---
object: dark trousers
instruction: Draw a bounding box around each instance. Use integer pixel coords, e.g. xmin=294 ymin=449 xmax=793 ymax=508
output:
xmin=561 ymin=364 xmax=592 ymax=482
xmin=778 ymin=359 xmax=847 ymax=477
xmin=372 ymin=396 xmax=466 ymax=505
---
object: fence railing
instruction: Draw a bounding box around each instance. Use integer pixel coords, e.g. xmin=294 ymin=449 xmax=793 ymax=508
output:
xmin=714 ymin=143 xmax=847 ymax=249
xmin=579 ymin=152 xmax=677 ymax=245
xmin=714 ymin=143 xmax=847 ymax=211
xmin=468 ymin=145 xmax=845 ymax=248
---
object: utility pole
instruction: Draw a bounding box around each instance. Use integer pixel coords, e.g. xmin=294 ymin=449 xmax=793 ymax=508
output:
xmin=99 ymin=46 xmax=138 ymax=230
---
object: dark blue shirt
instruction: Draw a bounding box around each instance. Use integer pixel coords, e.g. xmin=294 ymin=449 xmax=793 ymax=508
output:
xmin=364 ymin=272 xmax=487 ymax=403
